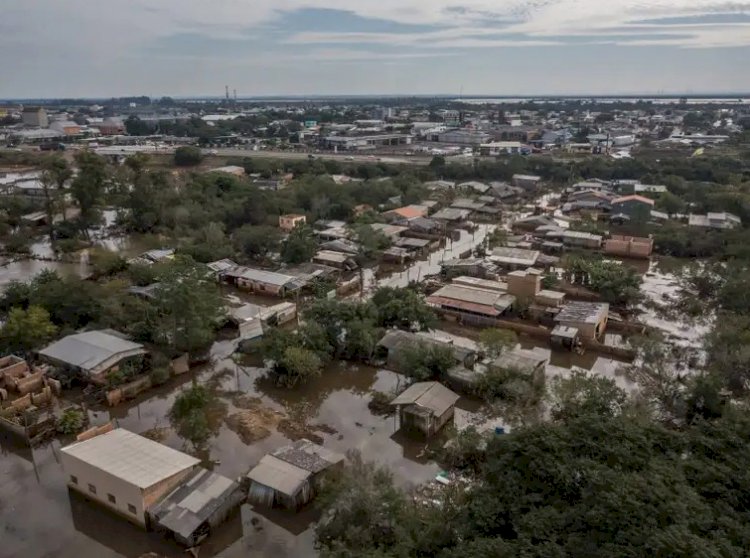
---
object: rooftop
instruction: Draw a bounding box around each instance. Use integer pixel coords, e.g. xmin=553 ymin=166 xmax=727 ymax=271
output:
xmin=491 ymin=247 xmax=540 ymax=266
xmin=612 ymin=195 xmax=655 ymax=206
xmin=390 ymin=382 xmax=460 ymax=416
xmin=61 ymin=429 xmax=199 ymax=489
xmin=492 ymin=349 xmax=548 ymax=372
xmin=39 ymin=330 xmax=146 ymax=374
xmin=224 ymin=266 xmax=298 ymax=288
xmin=555 ymin=301 xmax=609 ymax=325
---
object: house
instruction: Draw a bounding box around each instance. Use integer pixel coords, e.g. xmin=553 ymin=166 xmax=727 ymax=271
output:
xmin=50 ymin=121 xmax=83 ymax=136
xmin=441 ymin=258 xmax=499 ymax=279
xmin=206 ymin=258 xmax=239 ymax=277
xmin=60 ymin=429 xmax=200 ymax=527
xmin=279 ymin=214 xmax=307 ymax=232
xmin=38 ymin=331 xmax=147 ymax=385
xmin=457 ymin=181 xmax=490 ymax=194
xmin=221 ymin=267 xmax=304 ymax=296
xmin=478 ymin=141 xmax=525 ymax=156
xmin=554 ymin=301 xmax=609 ymax=340
xmin=507 ymin=268 xmax=565 ymax=306
xmin=431 ymin=207 xmax=471 ymax=224
xmin=423 ymin=180 xmax=456 ymax=190
xmin=313 ymin=250 xmax=357 ymax=270
xmin=376 ymin=329 xmax=477 ymax=371
xmin=561 ymin=230 xmax=603 ymax=249
xmin=688 ymin=212 xmax=742 ymax=230
xmin=383 ymin=205 xmax=429 ymax=222
xmin=246 ymin=439 xmax=345 ymax=509
xmin=149 ymin=468 xmax=245 ymax=547
xmin=488 ymin=181 xmax=523 ymax=202
xmin=603 ymin=235 xmax=654 ymax=259
xmin=390 ymin=382 xmax=460 ymax=437
xmin=427 ymin=284 xmax=516 ymax=320
xmin=450 ymin=276 xmax=508 ymax=292
xmin=320 ymin=238 xmax=361 ymax=255
xmin=490 ymin=348 xmax=548 ymax=384
xmin=227 ymin=302 xmax=297 ymax=341
xmin=611 ymin=195 xmax=655 ymax=222
xmin=406 ymin=217 xmax=444 ymax=236
xmin=490 ymin=247 xmax=540 ymax=270
xmin=512 ymin=174 xmax=542 ymax=190
xmin=370 ymin=223 xmax=408 ymax=240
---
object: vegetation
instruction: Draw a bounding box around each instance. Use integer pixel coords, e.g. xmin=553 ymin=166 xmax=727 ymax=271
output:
xmin=173 ymin=145 xmax=203 ymax=166
xmin=477 ymin=328 xmax=517 ymax=359
xmin=395 ymin=341 xmax=456 ymax=381
xmin=169 ymin=383 xmax=212 ymax=449
xmin=563 ymin=255 xmax=643 ymax=307
xmin=56 ymin=408 xmax=86 ymax=435
xmin=0 ymin=306 xmax=57 ymax=355
xmin=280 ymin=224 xmax=318 ymax=264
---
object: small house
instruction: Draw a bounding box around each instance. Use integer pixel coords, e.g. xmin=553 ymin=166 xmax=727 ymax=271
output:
xmin=279 ymin=214 xmax=307 ymax=232
xmin=554 ymin=301 xmax=609 ymax=340
xmin=375 ymin=330 xmax=477 ymax=370
xmin=611 ymin=195 xmax=655 ymax=222
xmin=221 ymin=266 xmax=304 ymax=297
xmin=512 ymin=174 xmax=542 ymax=191
xmin=426 ymin=284 xmax=515 ymax=322
xmin=390 ymin=382 xmax=460 ymax=437
xmin=603 ymin=235 xmax=653 ymax=259
xmin=490 ymin=247 xmax=540 ymax=270
xmin=246 ymin=439 xmax=345 ymax=509
xmin=688 ymin=212 xmax=741 ymax=230
xmin=38 ymin=330 xmax=147 ymax=385
xmin=149 ymin=468 xmax=245 ymax=547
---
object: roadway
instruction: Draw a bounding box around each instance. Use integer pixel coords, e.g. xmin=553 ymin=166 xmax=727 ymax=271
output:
xmin=203 ymin=148 xmax=432 ymax=166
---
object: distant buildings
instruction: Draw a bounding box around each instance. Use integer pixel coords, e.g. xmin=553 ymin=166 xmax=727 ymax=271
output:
xmin=21 ymin=106 xmax=48 ymax=128
xmin=688 ymin=212 xmax=742 ymax=230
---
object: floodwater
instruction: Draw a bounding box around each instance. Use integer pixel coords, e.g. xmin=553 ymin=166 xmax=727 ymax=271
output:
xmin=0 ymin=356 xmax=447 ymax=558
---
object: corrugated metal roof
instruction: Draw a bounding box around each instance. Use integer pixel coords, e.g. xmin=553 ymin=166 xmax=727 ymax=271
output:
xmin=271 ymin=439 xmax=344 ymax=474
xmin=39 ymin=330 xmax=145 ymax=374
xmin=225 ymin=266 xmax=297 ymax=287
xmin=150 ymin=468 xmax=240 ymax=540
xmin=390 ymin=382 xmax=459 ymax=416
xmin=555 ymin=301 xmax=609 ymax=325
xmin=61 ymin=429 xmax=199 ymax=489
xmin=428 ymin=284 xmax=509 ymax=308
xmin=247 ymin=455 xmax=310 ymax=496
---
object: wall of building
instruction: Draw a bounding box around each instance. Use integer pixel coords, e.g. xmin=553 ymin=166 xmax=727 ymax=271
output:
xmin=507 ymin=273 xmax=541 ymax=299
xmin=142 ymin=468 xmax=198 ymax=511
xmin=61 ymin=452 xmax=149 ymax=526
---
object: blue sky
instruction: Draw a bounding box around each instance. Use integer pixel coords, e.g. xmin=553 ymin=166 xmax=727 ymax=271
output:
xmin=2 ymin=1 xmax=750 ymax=98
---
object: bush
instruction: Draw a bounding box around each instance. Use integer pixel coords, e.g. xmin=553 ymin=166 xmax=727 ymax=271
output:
xmin=57 ymin=408 xmax=86 ymax=435
xmin=149 ymin=366 xmax=171 ymax=386
xmin=174 ymin=146 xmax=203 ymax=167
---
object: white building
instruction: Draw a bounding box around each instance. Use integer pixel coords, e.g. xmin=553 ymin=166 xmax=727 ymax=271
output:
xmin=60 ymin=429 xmax=200 ymax=526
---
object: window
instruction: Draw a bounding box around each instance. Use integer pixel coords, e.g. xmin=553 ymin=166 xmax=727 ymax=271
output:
xmin=107 ymin=494 xmax=116 ymax=504
xmin=70 ymin=475 xmax=78 ymax=485
xmin=88 ymin=483 xmax=97 ymax=494
xmin=128 ymin=504 xmax=137 ymax=514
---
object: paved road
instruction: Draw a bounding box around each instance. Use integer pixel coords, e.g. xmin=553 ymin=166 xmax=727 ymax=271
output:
xmin=204 ymin=148 xmax=432 ymax=166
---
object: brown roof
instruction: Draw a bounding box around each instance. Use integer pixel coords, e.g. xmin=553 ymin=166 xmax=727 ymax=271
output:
xmin=612 ymin=195 xmax=655 ymax=206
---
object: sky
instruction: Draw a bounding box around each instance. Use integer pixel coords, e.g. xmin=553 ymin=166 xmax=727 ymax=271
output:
xmin=3 ymin=1 xmax=750 ymax=98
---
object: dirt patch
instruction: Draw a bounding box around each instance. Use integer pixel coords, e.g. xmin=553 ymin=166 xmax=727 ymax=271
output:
xmin=277 ymin=419 xmax=338 ymax=445
xmin=140 ymin=426 xmax=170 ymax=442
xmin=225 ymin=396 xmax=284 ymax=444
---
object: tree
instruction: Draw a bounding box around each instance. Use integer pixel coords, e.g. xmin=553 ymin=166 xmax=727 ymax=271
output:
xmin=564 ymin=256 xmax=642 ymax=307
xmin=548 ymin=369 xmax=628 ymax=422
xmin=41 ymin=155 xmax=72 ymax=222
xmin=124 ymin=115 xmax=154 ymax=136
xmin=478 ymin=328 xmax=517 ymax=359
xmin=395 ymin=341 xmax=455 ymax=381
xmin=151 ymin=259 xmax=225 ymax=354
xmin=57 ymin=408 xmax=86 ymax=435
xmin=656 ymin=191 xmax=686 ymax=216
xmin=275 ymin=347 xmax=323 ymax=388
xmin=174 ymin=146 xmax=203 ymax=166
xmin=280 ymin=224 xmax=318 ymax=264
xmin=0 ymin=306 xmax=57 ymax=354
xmin=170 ymin=383 xmax=212 ymax=449
xmin=71 ymin=151 xmax=107 ymax=234
xmin=372 ymin=287 xmax=436 ymax=331
xmin=232 ymin=224 xmax=282 ymax=260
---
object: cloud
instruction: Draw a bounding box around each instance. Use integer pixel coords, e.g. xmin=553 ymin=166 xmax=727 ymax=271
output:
xmin=1 ymin=1 xmax=749 ymax=97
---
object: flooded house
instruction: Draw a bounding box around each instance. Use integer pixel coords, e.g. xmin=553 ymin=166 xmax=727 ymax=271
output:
xmin=390 ymin=382 xmax=460 ymax=437
xmin=149 ymin=468 xmax=245 ymax=547
xmin=554 ymin=301 xmax=609 ymax=341
xmin=228 ymin=302 xmax=297 ymax=342
xmin=512 ymin=174 xmax=542 ymax=191
xmin=60 ymin=429 xmax=200 ymax=527
xmin=312 ymin=250 xmax=358 ymax=271
xmin=426 ymin=284 xmax=516 ymax=324
xmin=490 ymin=247 xmax=540 ymax=270
xmin=221 ymin=266 xmax=305 ymax=297
xmin=38 ymin=330 xmax=147 ymax=386
xmin=440 ymin=258 xmax=499 ymax=279
xmin=603 ymin=235 xmax=654 ymax=259
xmin=246 ymin=439 xmax=345 ymax=509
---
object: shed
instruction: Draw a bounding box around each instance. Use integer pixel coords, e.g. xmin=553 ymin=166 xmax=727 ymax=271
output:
xmin=551 ymin=325 xmax=581 ymax=350
xmin=554 ymin=301 xmax=609 ymax=340
xmin=246 ymin=439 xmax=344 ymax=509
xmin=38 ymin=330 xmax=146 ymax=385
xmin=390 ymin=382 xmax=460 ymax=437
xmin=149 ymin=468 xmax=245 ymax=546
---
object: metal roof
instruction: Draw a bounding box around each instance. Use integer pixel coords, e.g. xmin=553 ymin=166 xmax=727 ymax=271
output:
xmin=491 ymin=247 xmax=540 ymax=266
xmin=150 ymin=468 xmax=240 ymax=540
xmin=390 ymin=382 xmax=460 ymax=416
xmin=61 ymin=429 xmax=199 ymax=489
xmin=492 ymin=349 xmax=548 ymax=372
xmin=555 ymin=301 xmax=609 ymax=325
xmin=451 ymin=276 xmax=508 ymax=292
xmin=225 ymin=266 xmax=298 ymax=287
xmin=428 ymin=284 xmax=511 ymax=308
xmin=247 ymin=455 xmax=311 ymax=497
xmin=39 ymin=330 xmax=145 ymax=374
xmin=271 ymin=439 xmax=344 ymax=474
xmin=432 ymin=208 xmax=471 ymax=221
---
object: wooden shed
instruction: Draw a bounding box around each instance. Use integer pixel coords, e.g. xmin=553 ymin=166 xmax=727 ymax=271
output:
xmin=390 ymin=382 xmax=460 ymax=438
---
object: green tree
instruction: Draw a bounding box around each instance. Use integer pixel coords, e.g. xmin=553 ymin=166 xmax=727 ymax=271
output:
xmin=174 ymin=145 xmax=203 ymax=166
xmin=372 ymin=287 xmax=436 ymax=330
xmin=275 ymin=346 xmax=323 ymax=388
xmin=656 ymin=191 xmax=686 ymax=216
xmin=395 ymin=341 xmax=455 ymax=380
xmin=548 ymin=369 xmax=627 ymax=422
xmin=71 ymin=151 xmax=107 ymax=234
xmin=232 ymin=224 xmax=282 ymax=260
xmin=478 ymin=328 xmax=517 ymax=358
xmin=0 ymin=305 xmax=57 ymax=354
xmin=151 ymin=259 xmax=225 ymax=354
xmin=280 ymin=224 xmax=318 ymax=264
xmin=41 ymin=155 xmax=72 ymax=222
xmin=170 ymin=383 xmax=212 ymax=449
